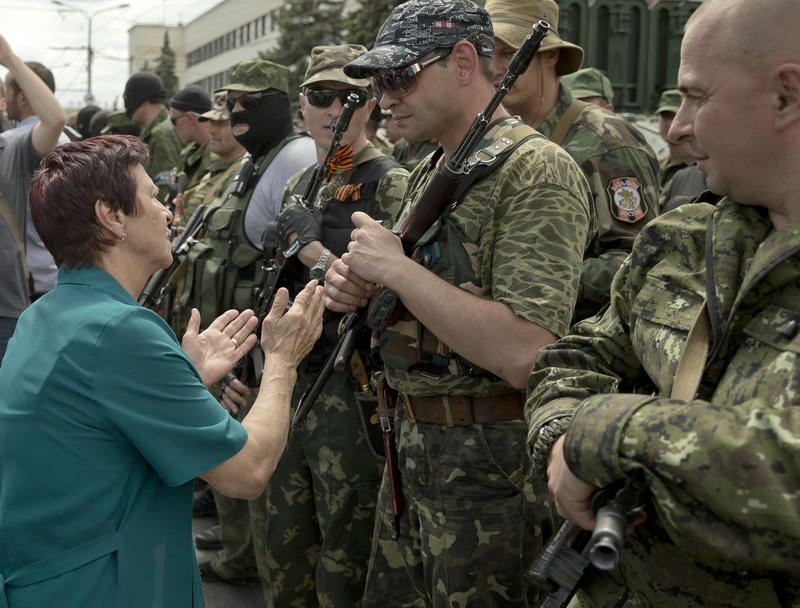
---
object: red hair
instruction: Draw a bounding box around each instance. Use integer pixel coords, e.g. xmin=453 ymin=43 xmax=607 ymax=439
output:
xmin=30 ymin=134 xmax=150 ymax=269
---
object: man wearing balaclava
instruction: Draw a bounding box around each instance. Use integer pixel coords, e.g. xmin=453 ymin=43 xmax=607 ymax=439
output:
xmin=172 ymin=60 xmax=315 ymax=587
xmin=123 ymin=71 xmax=182 ymax=199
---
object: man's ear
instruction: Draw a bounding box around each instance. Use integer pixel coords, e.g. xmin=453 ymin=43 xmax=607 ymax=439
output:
xmin=451 ymin=40 xmax=480 ymax=85
xmin=774 ymin=63 xmax=800 ymax=131
xmin=542 ymin=49 xmax=560 ymax=69
xmin=94 ymin=200 xmax=125 ymax=241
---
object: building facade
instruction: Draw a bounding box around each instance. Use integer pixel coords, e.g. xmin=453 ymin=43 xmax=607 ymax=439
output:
xmin=557 ymin=0 xmax=702 ymax=112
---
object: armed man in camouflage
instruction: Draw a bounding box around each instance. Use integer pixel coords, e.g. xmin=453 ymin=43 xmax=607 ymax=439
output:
xmin=249 ymin=43 xmax=408 ymax=608
xmin=486 ymin=0 xmax=659 ymax=322
xmin=173 ymin=95 xmax=246 ymax=229
xmin=175 ymin=60 xmax=316 ymax=586
xmin=323 ymin=1 xmax=596 ymax=605
xmin=122 ymin=71 xmax=182 ymax=200
xmin=528 ymin=0 xmax=800 ymax=605
xmin=169 ymin=85 xmax=218 ymax=199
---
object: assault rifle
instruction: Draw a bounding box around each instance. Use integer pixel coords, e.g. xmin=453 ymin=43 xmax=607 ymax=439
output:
xmin=222 ymin=93 xmax=362 ymax=390
xmin=291 ymin=20 xmax=552 ymax=429
xmin=529 ymin=469 xmax=649 ymax=608
xmin=138 ymin=201 xmax=207 ymax=312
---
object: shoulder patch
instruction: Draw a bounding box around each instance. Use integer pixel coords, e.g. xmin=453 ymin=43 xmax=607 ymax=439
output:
xmin=607 ymin=177 xmax=648 ymax=223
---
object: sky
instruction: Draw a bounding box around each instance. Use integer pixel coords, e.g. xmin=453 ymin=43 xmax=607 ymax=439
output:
xmin=1 ymin=0 xmax=224 ymax=112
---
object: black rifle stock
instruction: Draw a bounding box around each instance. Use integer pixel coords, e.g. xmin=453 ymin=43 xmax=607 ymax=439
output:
xmin=529 ymin=469 xmax=648 ymax=607
xmin=224 ymin=94 xmax=362 ymax=392
xmin=138 ymin=202 xmax=208 ymax=310
xmin=291 ymin=21 xmax=552 ymax=428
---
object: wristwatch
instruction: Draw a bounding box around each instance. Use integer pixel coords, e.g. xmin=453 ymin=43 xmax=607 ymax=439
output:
xmin=310 ymin=247 xmax=331 ymax=281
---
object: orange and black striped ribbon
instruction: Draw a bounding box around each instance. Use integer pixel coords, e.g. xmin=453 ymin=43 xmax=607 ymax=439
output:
xmin=325 ymin=144 xmax=354 ymax=181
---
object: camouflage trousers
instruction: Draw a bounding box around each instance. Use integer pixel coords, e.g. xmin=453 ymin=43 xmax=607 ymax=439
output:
xmin=210 ymin=491 xmax=261 ymax=583
xmin=363 ymin=405 xmax=551 ymax=607
xmin=258 ymin=369 xmax=383 ymax=607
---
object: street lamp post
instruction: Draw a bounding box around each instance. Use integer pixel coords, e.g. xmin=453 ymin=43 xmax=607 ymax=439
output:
xmin=52 ymin=1 xmax=130 ymax=104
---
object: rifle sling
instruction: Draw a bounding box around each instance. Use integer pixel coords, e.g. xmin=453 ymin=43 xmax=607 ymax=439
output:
xmin=670 ymin=303 xmax=710 ymax=401
xmin=549 ymin=99 xmax=589 ymax=147
xmin=408 ymin=126 xmax=538 ymax=252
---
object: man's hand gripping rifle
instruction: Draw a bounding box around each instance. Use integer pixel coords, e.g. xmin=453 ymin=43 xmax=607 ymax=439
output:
xmin=221 ymin=93 xmax=363 ymax=391
xmin=291 ymin=20 xmax=552 ymax=430
xmin=529 ymin=468 xmax=649 ymax=608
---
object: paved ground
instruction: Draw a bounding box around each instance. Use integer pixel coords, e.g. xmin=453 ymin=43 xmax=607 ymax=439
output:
xmin=193 ymin=515 xmax=265 ymax=608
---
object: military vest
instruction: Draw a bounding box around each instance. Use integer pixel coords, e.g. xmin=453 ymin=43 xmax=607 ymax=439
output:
xmin=290 ymin=153 xmax=402 ymax=364
xmin=177 ymin=132 xmax=303 ymax=327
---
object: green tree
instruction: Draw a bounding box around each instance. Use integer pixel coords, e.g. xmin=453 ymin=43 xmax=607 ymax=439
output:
xmin=343 ymin=0 xmax=398 ymax=48
xmin=260 ymin=0 xmax=347 ymax=98
xmin=154 ymin=31 xmax=179 ymax=100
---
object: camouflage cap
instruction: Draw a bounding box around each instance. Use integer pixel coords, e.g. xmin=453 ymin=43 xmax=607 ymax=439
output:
xmin=344 ymin=0 xmax=494 ymax=79
xmin=657 ymin=89 xmax=682 ymax=114
xmin=301 ymin=44 xmax=372 ymax=89
xmin=218 ymin=60 xmax=290 ymax=94
xmin=485 ymin=0 xmax=583 ymax=76
xmin=199 ymin=94 xmax=230 ymax=122
xmin=561 ymin=67 xmax=614 ymax=104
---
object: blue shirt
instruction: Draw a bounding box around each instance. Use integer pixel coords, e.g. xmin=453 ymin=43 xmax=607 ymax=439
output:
xmin=0 ymin=266 xmax=248 ymax=607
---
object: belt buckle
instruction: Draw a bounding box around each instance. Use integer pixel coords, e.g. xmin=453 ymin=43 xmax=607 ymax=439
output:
xmin=399 ymin=391 xmax=416 ymax=424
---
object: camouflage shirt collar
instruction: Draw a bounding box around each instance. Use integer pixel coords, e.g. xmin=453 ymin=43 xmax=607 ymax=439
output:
xmin=535 ymin=85 xmax=573 ymax=140
xmin=182 ymin=140 xmax=209 ymax=166
xmin=140 ymin=107 xmax=171 ymax=140
xmin=205 ymin=153 xmax=235 ymax=173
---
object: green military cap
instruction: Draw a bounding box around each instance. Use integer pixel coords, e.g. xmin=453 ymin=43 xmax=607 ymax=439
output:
xmin=301 ymin=44 xmax=371 ymax=89
xmin=100 ymin=109 xmax=134 ymax=134
xmin=561 ymin=67 xmax=614 ymax=104
xmin=657 ymin=89 xmax=682 ymax=114
xmin=199 ymin=94 xmax=230 ymax=122
xmin=485 ymin=0 xmax=583 ymax=76
xmin=218 ymin=60 xmax=290 ymax=94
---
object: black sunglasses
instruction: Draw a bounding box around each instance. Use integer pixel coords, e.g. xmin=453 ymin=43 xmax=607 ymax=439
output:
xmin=225 ymin=90 xmax=278 ymax=113
xmin=304 ymin=88 xmax=370 ymax=109
xmin=373 ymin=50 xmax=450 ymax=95
xmin=169 ymin=112 xmax=199 ymax=126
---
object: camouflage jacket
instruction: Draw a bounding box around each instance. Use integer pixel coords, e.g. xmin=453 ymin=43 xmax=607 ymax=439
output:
xmin=369 ymin=133 xmax=394 ymax=157
xmin=178 ymin=139 xmax=220 ymax=192
xmin=526 ymin=200 xmax=800 ymax=606
xmin=392 ymin=138 xmax=440 ymax=172
xmin=180 ymin=153 xmax=242 ymax=226
xmin=382 ymin=116 xmax=596 ymax=397
xmin=140 ymin=107 xmax=183 ymax=198
xmin=537 ymin=87 xmax=660 ymax=321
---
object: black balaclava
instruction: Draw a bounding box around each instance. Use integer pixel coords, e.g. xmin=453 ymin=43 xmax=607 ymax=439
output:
xmin=229 ymin=89 xmax=294 ymax=157
xmin=124 ymin=72 xmax=166 ymax=118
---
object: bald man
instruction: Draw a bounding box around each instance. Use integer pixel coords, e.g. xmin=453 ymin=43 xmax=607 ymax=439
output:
xmin=527 ymin=0 xmax=800 ymax=606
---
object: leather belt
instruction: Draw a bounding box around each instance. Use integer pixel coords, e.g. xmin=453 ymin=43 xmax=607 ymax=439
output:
xmin=400 ymin=392 xmax=524 ymax=426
